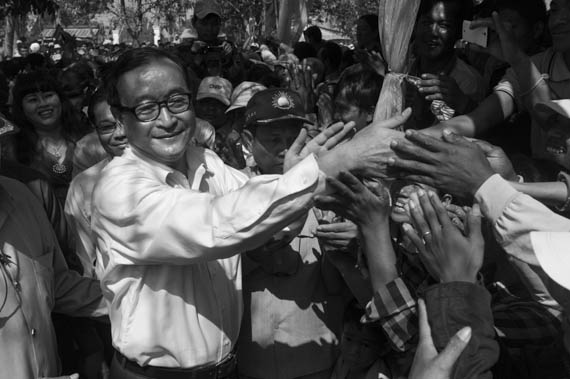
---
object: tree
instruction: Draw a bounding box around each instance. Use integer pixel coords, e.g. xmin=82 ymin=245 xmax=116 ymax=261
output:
xmin=108 ymin=0 xmax=187 ymax=46
xmin=1 ymin=0 xmax=59 ymax=58
xmin=310 ymin=0 xmax=377 ymax=39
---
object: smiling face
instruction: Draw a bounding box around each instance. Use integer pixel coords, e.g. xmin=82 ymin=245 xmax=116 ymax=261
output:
xmin=21 ymin=90 xmax=63 ymax=132
xmin=114 ymin=58 xmax=194 ymax=167
xmin=415 ymin=1 xmax=461 ymax=61
xmin=549 ymin=0 xmax=570 ymax=52
xmin=92 ymin=100 xmax=127 ymax=157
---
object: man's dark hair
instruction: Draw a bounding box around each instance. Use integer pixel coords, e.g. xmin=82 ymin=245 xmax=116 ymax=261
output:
xmin=293 ymin=42 xmax=317 ymax=61
xmin=87 ymin=87 xmax=109 ymax=125
xmin=304 ymin=25 xmax=323 ymax=43
xmin=333 ymin=64 xmax=384 ymax=113
xmin=495 ymin=0 xmax=547 ymax=27
xmin=358 ymin=14 xmax=380 ymax=34
xmin=319 ymin=41 xmax=343 ymax=72
xmin=418 ymin=0 xmax=474 ymax=25
xmin=104 ymin=47 xmax=192 ymax=107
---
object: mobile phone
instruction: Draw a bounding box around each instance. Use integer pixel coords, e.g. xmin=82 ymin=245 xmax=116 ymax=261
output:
xmin=462 ymin=20 xmax=488 ymax=48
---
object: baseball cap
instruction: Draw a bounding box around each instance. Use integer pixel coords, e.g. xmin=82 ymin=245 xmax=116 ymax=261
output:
xmin=534 ymin=99 xmax=570 ymax=120
xmin=531 ymin=232 xmax=570 ymax=291
xmin=196 ymin=76 xmax=232 ymax=106
xmin=245 ymin=88 xmax=312 ymax=126
xmin=226 ymin=82 xmax=267 ymax=113
xmin=194 ymin=0 xmax=221 ymax=19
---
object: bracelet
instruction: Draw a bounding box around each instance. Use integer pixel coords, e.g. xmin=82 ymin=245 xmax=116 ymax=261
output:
xmin=556 ymin=172 xmax=570 ymax=212
xmin=519 ymin=74 xmax=548 ymax=97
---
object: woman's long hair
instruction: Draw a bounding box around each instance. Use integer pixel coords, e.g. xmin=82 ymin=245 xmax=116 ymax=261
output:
xmin=11 ymin=69 xmax=84 ymax=165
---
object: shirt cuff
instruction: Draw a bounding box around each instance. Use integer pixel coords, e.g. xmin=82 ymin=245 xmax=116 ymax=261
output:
xmin=475 ymin=174 xmax=520 ymax=224
xmin=362 ymin=277 xmax=416 ymax=323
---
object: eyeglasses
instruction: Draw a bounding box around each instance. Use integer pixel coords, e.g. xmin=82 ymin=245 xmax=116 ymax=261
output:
xmin=96 ymin=122 xmax=119 ymax=135
xmin=115 ymin=93 xmax=192 ymax=122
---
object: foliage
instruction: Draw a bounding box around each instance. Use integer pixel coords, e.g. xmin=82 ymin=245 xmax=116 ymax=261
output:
xmin=310 ymin=0 xmax=378 ymax=38
xmin=57 ymin=0 xmax=112 ymax=26
xmin=0 ymin=0 xmax=59 ymax=18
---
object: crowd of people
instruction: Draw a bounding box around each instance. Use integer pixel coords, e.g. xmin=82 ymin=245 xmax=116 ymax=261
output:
xmin=1 ymin=0 xmax=570 ymax=378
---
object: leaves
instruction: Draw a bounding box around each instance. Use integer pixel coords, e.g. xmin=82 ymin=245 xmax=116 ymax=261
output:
xmin=309 ymin=0 xmax=377 ymax=39
xmin=0 ymin=0 xmax=59 ymax=18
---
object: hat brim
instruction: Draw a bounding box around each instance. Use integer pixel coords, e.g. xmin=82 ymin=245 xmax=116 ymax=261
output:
xmin=532 ymin=231 xmax=570 ymax=291
xmin=255 ymin=114 xmax=313 ymax=125
xmin=196 ymin=93 xmax=231 ymax=107
xmin=226 ymin=104 xmax=245 ymax=113
xmin=196 ymin=10 xmax=221 ymax=19
xmin=535 ymin=100 xmax=570 ymax=119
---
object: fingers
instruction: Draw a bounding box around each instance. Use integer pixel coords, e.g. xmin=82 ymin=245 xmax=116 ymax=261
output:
xmin=372 ymin=107 xmax=412 ymax=129
xmin=316 ymin=221 xmax=356 ymax=233
xmin=408 ymin=193 xmax=431 ymax=241
xmin=416 ymin=189 xmax=441 ymax=238
xmin=404 ymin=129 xmax=450 ymax=152
xmin=338 ymin=171 xmax=366 ymax=193
xmin=326 ymin=176 xmax=356 ymax=200
xmin=323 ymin=121 xmax=355 ymax=149
xmin=466 ymin=203 xmax=483 ymax=243
xmin=289 ymin=128 xmax=308 ymax=156
xmin=491 ymin=11 xmax=508 ymax=38
xmin=471 ymin=139 xmax=496 ymax=154
xmin=402 ymin=223 xmax=427 ymax=255
xmin=470 ymin=18 xmax=494 ymax=30
xmin=417 ymin=298 xmax=434 ymax=346
xmin=428 ymin=191 xmax=453 ymax=230
xmin=441 ymin=129 xmax=473 ymax=147
xmin=313 ymin=195 xmax=343 ymax=213
xmin=437 ymin=327 xmax=472 ymax=370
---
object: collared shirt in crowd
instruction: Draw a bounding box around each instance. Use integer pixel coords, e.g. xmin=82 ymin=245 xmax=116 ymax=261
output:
xmin=475 ymin=173 xmax=570 ymax=357
xmin=91 ymin=146 xmax=323 ymax=368
xmin=495 ymin=48 xmax=570 ymax=158
xmin=0 ymin=176 xmax=106 ymax=378
xmin=238 ymin=210 xmax=343 ymax=379
xmin=65 ymin=157 xmax=111 ymax=278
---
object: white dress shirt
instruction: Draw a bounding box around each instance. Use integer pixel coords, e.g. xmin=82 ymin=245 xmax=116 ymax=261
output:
xmin=65 ymin=157 xmax=110 ymax=278
xmin=91 ymin=146 xmax=323 ymax=368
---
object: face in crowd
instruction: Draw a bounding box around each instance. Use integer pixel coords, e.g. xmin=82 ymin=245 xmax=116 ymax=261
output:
xmin=414 ymin=1 xmax=462 ymax=61
xmin=194 ymin=14 xmax=222 ymax=44
xmin=549 ymin=0 xmax=570 ymax=52
xmin=249 ymin=119 xmax=304 ymax=175
xmin=196 ymin=98 xmax=229 ymax=129
xmin=21 ymin=90 xmax=63 ymax=132
xmin=113 ymin=58 xmax=195 ymax=168
xmin=91 ymin=99 xmax=127 ymax=157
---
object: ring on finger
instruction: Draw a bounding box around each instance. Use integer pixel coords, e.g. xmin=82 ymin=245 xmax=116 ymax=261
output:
xmin=422 ymin=231 xmax=432 ymax=238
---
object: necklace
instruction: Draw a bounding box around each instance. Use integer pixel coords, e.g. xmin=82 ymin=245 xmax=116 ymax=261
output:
xmin=42 ymin=140 xmax=68 ymax=174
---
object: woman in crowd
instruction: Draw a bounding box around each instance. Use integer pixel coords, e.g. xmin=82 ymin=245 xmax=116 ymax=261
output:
xmin=11 ymin=70 xmax=86 ymax=202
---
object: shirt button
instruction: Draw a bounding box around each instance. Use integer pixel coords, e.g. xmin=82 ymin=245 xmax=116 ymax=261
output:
xmin=13 ymin=281 xmax=20 ymax=290
xmin=31 ymin=328 xmax=37 ymax=337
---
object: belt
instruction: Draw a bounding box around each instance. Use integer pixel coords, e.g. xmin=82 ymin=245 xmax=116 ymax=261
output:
xmin=114 ymin=350 xmax=237 ymax=379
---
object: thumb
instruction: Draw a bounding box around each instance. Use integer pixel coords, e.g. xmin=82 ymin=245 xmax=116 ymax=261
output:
xmin=377 ymin=107 xmax=413 ymax=129
xmin=491 ymin=11 xmax=508 ymax=39
xmin=436 ymin=327 xmax=472 ymax=370
xmin=289 ymin=128 xmax=308 ymax=156
xmin=442 ymin=128 xmax=471 ymax=146
xmin=466 ymin=203 xmax=483 ymax=241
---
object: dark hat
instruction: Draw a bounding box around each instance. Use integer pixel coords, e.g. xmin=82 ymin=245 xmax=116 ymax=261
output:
xmin=194 ymin=0 xmax=222 ymax=19
xmin=245 ymin=88 xmax=312 ymax=126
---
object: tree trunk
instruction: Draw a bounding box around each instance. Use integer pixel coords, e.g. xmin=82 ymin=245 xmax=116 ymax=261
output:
xmin=3 ymin=15 xmax=16 ymax=59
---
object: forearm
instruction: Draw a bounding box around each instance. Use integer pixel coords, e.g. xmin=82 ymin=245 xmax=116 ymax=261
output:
xmin=510 ymin=181 xmax=567 ymax=207
xmin=360 ymin=219 xmax=398 ymax=291
xmin=509 ymin=56 xmax=551 ymax=119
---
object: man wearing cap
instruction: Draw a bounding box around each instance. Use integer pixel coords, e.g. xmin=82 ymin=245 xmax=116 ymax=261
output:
xmin=195 ymin=76 xmax=233 ymax=130
xmin=0 ymin=116 xmax=107 ymax=378
xmin=93 ymin=47 xmax=408 ymax=379
xmin=237 ymin=88 xmax=344 ymax=379
xmin=189 ymin=0 xmax=235 ymax=78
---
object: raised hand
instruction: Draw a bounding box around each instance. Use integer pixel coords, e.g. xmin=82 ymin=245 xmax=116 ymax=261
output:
xmin=389 ymin=129 xmax=495 ymax=198
xmin=409 ymin=299 xmax=472 ymax=379
xmin=418 ymin=73 xmax=471 ymax=114
xmin=284 ymin=121 xmax=355 ymax=172
xmin=468 ymin=12 xmax=526 ymax=65
xmin=402 ymin=190 xmax=484 ymax=283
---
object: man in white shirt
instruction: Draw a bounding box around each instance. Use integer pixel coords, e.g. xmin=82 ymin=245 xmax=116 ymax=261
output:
xmin=92 ymin=47 xmax=409 ymax=379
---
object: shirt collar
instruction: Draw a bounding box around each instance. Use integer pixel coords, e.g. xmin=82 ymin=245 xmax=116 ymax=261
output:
xmin=126 ymin=146 xmax=213 ymax=191
xmin=549 ymin=51 xmax=570 ymax=82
